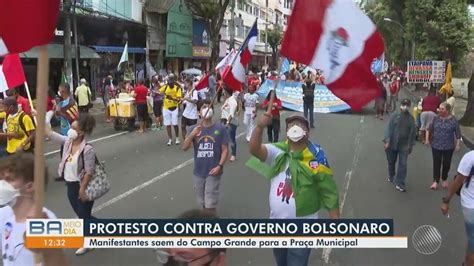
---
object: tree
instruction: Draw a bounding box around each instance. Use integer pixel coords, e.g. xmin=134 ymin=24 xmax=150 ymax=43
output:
xmin=266 ymin=28 xmax=282 ymax=70
xmin=185 ymin=0 xmax=231 ymax=68
xmin=460 ymin=72 xmax=474 ymax=126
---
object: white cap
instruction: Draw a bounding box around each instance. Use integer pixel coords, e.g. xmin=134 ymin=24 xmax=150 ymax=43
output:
xmin=80 ymin=78 xmax=87 ymax=84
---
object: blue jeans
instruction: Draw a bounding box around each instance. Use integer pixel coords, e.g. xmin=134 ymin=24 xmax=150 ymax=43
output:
xmin=303 ymin=100 xmax=314 ymax=127
xmin=273 ymin=248 xmax=311 ymax=266
xmin=66 ymin=181 xmax=95 ymax=219
xmin=228 ymin=124 xmax=237 ymax=156
xmin=385 ymin=149 xmax=409 ymax=187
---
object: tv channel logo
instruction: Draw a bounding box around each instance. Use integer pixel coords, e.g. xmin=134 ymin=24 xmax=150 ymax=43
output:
xmin=27 ymin=219 xmax=83 ymax=237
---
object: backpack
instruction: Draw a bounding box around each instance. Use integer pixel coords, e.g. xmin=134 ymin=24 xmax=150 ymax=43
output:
xmin=10 ymin=112 xmax=36 ymax=151
xmin=457 ymin=167 xmax=474 ymax=196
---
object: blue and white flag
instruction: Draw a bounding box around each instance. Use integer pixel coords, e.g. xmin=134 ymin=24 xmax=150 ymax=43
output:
xmin=281 ymin=58 xmax=290 ymax=74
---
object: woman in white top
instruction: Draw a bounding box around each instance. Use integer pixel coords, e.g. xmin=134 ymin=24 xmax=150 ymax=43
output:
xmin=46 ymin=113 xmax=97 ymax=256
xmin=446 ymin=91 xmax=456 ymax=116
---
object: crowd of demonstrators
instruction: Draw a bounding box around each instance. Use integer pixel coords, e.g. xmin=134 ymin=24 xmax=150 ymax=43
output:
xmin=384 ymin=99 xmax=417 ymax=192
xmin=220 ymin=89 xmax=240 ymax=162
xmin=248 ymin=114 xmax=340 ymax=265
xmin=182 ymin=101 xmax=229 ymax=215
xmin=428 ymin=102 xmax=461 ymax=190
xmin=0 ymin=153 xmax=69 ymax=266
xmin=75 ymin=78 xmax=92 ymax=113
xmin=262 ymin=91 xmax=282 ymax=143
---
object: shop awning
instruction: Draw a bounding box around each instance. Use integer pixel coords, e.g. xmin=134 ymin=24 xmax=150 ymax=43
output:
xmin=20 ymin=44 xmax=101 ymax=59
xmin=92 ymin=45 xmax=146 ymax=54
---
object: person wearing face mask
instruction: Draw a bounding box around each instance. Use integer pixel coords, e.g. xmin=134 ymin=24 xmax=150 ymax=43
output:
xmin=45 ymin=113 xmax=97 ymax=256
xmin=0 ymin=153 xmax=70 ymax=266
xmin=182 ymin=101 xmax=229 ymax=214
xmin=427 ymin=102 xmax=461 ymax=190
xmin=248 ymin=114 xmax=340 ymax=266
xmin=383 ymin=99 xmax=417 ymax=192
xmin=181 ymin=79 xmax=199 ymax=141
xmin=0 ymin=97 xmax=36 ymax=155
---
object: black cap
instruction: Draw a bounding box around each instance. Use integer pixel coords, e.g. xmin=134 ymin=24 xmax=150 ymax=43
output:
xmin=0 ymin=97 xmax=17 ymax=107
xmin=400 ymin=98 xmax=411 ymax=106
xmin=285 ymin=115 xmax=309 ymax=129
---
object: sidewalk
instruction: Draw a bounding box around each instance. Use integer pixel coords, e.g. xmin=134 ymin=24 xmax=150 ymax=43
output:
xmin=404 ymin=85 xmax=474 ymax=150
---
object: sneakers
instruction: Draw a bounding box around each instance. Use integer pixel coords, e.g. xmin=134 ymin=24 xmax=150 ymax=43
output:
xmin=230 ymin=155 xmax=236 ymax=162
xmin=175 ymin=139 xmax=181 ymax=145
xmin=442 ymin=181 xmax=449 ymax=189
xmin=167 ymin=139 xmax=172 ymax=146
xmin=75 ymin=248 xmax=92 ymax=255
xmin=395 ymin=185 xmax=406 ymax=192
xmin=388 ymin=177 xmax=393 ymax=183
xmin=430 ymin=182 xmax=438 ymax=190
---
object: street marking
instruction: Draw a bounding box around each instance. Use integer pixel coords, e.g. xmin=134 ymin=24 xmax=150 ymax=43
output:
xmin=92 ymin=131 xmax=247 ymax=214
xmin=322 ymin=116 xmax=364 ymax=264
xmin=44 ymin=131 xmax=128 ymax=156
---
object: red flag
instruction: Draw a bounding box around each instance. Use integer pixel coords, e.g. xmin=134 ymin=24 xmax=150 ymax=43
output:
xmin=0 ymin=54 xmax=26 ymax=92
xmin=280 ymin=0 xmax=384 ymax=111
xmin=0 ymin=0 xmax=60 ymax=55
xmin=195 ymin=74 xmax=210 ymax=91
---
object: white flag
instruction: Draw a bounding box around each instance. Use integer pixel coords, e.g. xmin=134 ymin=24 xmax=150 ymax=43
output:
xmin=117 ymin=42 xmax=129 ymax=71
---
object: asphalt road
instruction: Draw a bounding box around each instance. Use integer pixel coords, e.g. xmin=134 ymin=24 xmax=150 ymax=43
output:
xmin=37 ymin=99 xmax=471 ymax=266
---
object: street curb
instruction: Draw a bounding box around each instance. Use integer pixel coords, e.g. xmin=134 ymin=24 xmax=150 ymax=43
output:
xmin=403 ymin=87 xmax=473 ymax=150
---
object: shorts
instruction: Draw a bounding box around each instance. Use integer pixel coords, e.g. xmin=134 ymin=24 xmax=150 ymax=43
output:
xmin=193 ymin=175 xmax=222 ymax=209
xmin=163 ymin=108 xmax=179 ymax=126
xmin=136 ymin=103 xmax=148 ymax=122
xmin=420 ymin=111 xmax=436 ymax=130
xmin=181 ymin=116 xmax=198 ymax=127
xmin=463 ymin=207 xmax=474 ymax=252
xmin=153 ymin=101 xmax=163 ymax=117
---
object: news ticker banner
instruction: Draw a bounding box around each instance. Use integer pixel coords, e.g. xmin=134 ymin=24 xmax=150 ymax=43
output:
xmin=407 ymin=61 xmax=446 ymax=84
xmin=26 ymin=219 xmax=407 ymax=249
xmin=257 ymin=80 xmax=351 ymax=113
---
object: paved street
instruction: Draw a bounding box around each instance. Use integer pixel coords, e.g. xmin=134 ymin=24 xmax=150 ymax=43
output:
xmin=38 ymin=98 xmax=470 ymax=266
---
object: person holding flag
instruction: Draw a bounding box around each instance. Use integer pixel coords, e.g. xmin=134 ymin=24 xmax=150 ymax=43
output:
xmin=247 ymin=114 xmax=340 ymax=265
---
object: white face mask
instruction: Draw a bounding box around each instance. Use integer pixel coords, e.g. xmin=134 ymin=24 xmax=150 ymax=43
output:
xmin=201 ymin=107 xmax=213 ymax=119
xmin=67 ymin=128 xmax=79 ymax=140
xmin=287 ymin=125 xmax=306 ymax=142
xmin=0 ymin=180 xmax=19 ymax=207
xmin=400 ymin=105 xmax=408 ymax=112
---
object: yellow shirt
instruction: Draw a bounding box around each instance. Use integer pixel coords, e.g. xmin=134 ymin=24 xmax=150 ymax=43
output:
xmin=75 ymin=85 xmax=91 ymax=107
xmin=6 ymin=111 xmax=35 ymax=153
xmin=159 ymin=85 xmax=183 ymax=110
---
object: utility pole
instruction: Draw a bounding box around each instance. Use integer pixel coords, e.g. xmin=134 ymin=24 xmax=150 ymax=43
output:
xmin=63 ymin=0 xmax=74 ymax=93
xmin=73 ymin=0 xmax=80 ymax=84
xmin=229 ymin=0 xmax=236 ymax=51
xmin=265 ymin=0 xmax=269 ymax=67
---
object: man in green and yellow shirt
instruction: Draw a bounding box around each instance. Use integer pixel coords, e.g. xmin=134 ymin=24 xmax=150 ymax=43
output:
xmin=0 ymin=97 xmax=35 ymax=155
xmin=159 ymin=74 xmax=183 ymax=146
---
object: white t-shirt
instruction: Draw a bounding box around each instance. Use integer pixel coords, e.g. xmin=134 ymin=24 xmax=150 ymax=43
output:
xmin=64 ymin=151 xmax=80 ymax=182
xmin=244 ymin=93 xmax=259 ymax=115
xmin=460 ymin=151 xmax=474 ymax=209
xmin=221 ymin=96 xmax=238 ymax=125
xmin=264 ymin=144 xmax=319 ymax=219
xmin=0 ymin=206 xmax=56 ymax=266
xmin=182 ymin=89 xmax=199 ymax=120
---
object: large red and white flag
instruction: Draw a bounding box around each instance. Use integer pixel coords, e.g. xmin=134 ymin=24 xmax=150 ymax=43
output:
xmin=215 ymin=49 xmax=237 ymax=76
xmin=195 ymin=74 xmax=210 ymax=91
xmin=280 ymin=0 xmax=384 ymax=111
xmin=0 ymin=54 xmax=26 ymax=92
xmin=222 ymin=20 xmax=258 ymax=91
xmin=0 ymin=0 xmax=60 ymax=56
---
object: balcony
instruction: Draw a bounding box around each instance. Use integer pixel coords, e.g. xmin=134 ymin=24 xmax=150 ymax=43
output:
xmin=145 ymin=0 xmax=175 ymax=13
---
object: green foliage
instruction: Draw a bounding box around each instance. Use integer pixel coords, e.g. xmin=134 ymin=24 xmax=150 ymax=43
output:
xmin=266 ymin=28 xmax=282 ymax=69
xmin=364 ymin=0 xmax=472 ymax=73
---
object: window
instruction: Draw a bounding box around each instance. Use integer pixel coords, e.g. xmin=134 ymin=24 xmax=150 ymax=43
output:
xmin=245 ymin=4 xmax=252 ymax=13
xmin=237 ymin=2 xmax=243 ymax=10
xmin=168 ymin=45 xmax=176 ymax=54
xmin=169 ymin=22 xmax=177 ymax=31
xmin=179 ymin=23 xmax=189 ymax=31
xmin=245 ymin=26 xmax=250 ymax=36
xmin=254 ymin=7 xmax=259 ymax=16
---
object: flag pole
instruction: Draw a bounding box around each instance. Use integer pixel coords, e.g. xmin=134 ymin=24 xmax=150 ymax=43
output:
xmin=32 ymin=45 xmax=49 ymax=264
xmin=23 ymin=81 xmax=38 ymax=124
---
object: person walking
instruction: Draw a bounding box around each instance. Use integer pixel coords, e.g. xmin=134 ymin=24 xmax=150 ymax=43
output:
xmin=103 ymin=75 xmax=114 ymax=123
xmin=46 ymin=113 xmax=97 ymax=255
xmin=441 ymin=150 xmax=474 ymax=266
xmin=248 ymin=114 xmax=340 ymax=266
xmin=263 ymin=91 xmax=282 ymax=143
xmin=5 ymin=87 xmax=31 ymax=116
xmin=243 ymin=84 xmax=259 ymax=142
xmin=182 ymin=101 xmax=229 ymax=214
xmin=160 ymin=74 xmax=183 ymax=146
xmin=420 ymin=88 xmax=441 ymax=144
xmin=0 ymin=97 xmax=35 ymax=155
xmin=375 ymin=79 xmax=387 ymax=120
xmin=384 ymin=99 xmax=417 ymax=192
xmin=428 ymin=102 xmax=461 ymax=190
xmin=151 ymin=75 xmax=164 ymax=130
xmin=302 ymin=78 xmax=315 ymax=128
xmin=56 ymin=83 xmax=79 ymax=136
xmin=181 ymin=79 xmax=199 ymax=140
xmin=75 ymin=78 xmax=92 ymax=113
xmin=132 ymin=79 xmax=149 ymax=133
xmin=446 ymin=91 xmax=456 ymax=116
xmin=221 ymin=89 xmax=240 ymax=162
xmin=388 ymin=76 xmax=400 ymax=112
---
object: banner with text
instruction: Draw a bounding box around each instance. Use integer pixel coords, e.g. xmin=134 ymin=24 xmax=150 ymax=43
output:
xmin=407 ymin=61 xmax=446 ymax=84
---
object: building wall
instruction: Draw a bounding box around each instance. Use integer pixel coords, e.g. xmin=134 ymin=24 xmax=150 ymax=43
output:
xmin=82 ymin=0 xmax=143 ymax=22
